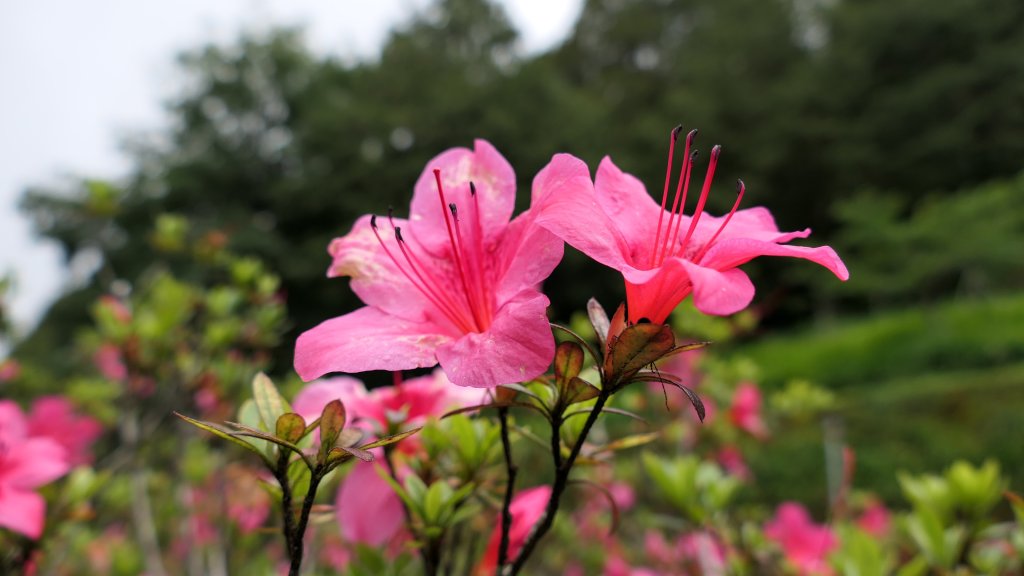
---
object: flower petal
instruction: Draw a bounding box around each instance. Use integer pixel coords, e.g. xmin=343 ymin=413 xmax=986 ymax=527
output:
xmin=679 ymin=259 xmax=756 ymax=316
xmin=594 ymin=156 xmax=662 ymax=262
xmin=410 ymin=139 xmax=516 ymax=253
xmin=534 ymin=154 xmax=633 ymax=272
xmin=700 ymin=238 xmax=850 ymax=281
xmin=336 ymin=460 xmax=405 ymax=546
xmin=4 ymin=438 xmax=70 ymax=490
xmin=493 ymin=207 xmax=564 ymax=302
xmin=436 ymin=291 xmax=554 ymax=387
xmin=0 ymin=488 xmax=46 ymax=539
xmin=292 ymin=377 xmax=369 ymax=423
xmin=327 ymin=215 xmax=433 ymax=321
xmin=294 ymin=307 xmax=451 ymax=381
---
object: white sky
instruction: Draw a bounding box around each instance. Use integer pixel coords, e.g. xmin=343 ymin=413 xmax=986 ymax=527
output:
xmin=0 ymin=0 xmax=582 ymax=335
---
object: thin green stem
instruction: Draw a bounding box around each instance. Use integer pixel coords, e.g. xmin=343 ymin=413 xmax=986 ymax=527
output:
xmin=496 ymin=407 xmax=518 ymax=573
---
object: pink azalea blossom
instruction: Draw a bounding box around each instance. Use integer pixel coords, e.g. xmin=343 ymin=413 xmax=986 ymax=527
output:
xmin=295 ymin=140 xmax=563 ymax=387
xmin=478 ymin=485 xmax=552 ymax=574
xmin=335 ymin=459 xmax=407 ymax=546
xmin=26 ymin=396 xmax=103 ymax=466
xmin=716 ymin=445 xmax=751 ymax=481
xmin=856 ymin=501 xmax=892 ymax=537
xmin=764 ymin=502 xmax=837 ymax=576
xmin=94 ymin=343 xmax=127 ymax=382
xmin=0 ymin=400 xmax=71 ymax=539
xmin=535 ymin=128 xmax=848 ymax=323
xmin=678 ymin=530 xmax=729 ymax=574
xmin=294 ymin=372 xmax=483 ymax=547
xmin=729 ymin=382 xmax=768 ymax=440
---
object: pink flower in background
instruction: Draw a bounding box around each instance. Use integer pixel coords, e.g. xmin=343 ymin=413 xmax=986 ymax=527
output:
xmin=27 ymin=396 xmax=103 ymax=466
xmin=0 ymin=401 xmax=71 ymax=539
xmin=535 ymin=128 xmax=848 ymax=323
xmin=678 ymin=531 xmax=729 ymax=574
xmin=716 ymin=445 xmax=751 ymax=481
xmin=856 ymin=501 xmax=892 ymax=537
xmin=477 ymin=485 xmax=552 ymax=574
xmin=729 ymin=382 xmax=768 ymax=440
xmin=0 ymin=358 xmax=21 ymax=382
xmin=295 ymin=140 xmax=563 ymax=388
xmin=335 ymin=459 xmax=407 ymax=546
xmin=764 ymin=502 xmax=837 ymax=576
xmin=94 ymin=344 xmax=127 ymax=382
xmin=293 ymin=370 xmax=485 ymax=434
xmin=293 ymin=372 xmax=483 ymax=548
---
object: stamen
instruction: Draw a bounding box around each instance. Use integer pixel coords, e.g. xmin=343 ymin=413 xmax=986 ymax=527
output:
xmin=692 ymin=179 xmax=745 ymax=263
xmin=662 ymin=146 xmax=699 ymax=265
xmin=393 ymin=225 xmax=476 ymax=333
xmin=434 ymin=170 xmax=485 ymax=331
xmin=678 ymin=145 xmax=721 ymax=256
xmin=369 ymin=217 xmax=470 ymax=332
xmin=656 ymin=129 xmax=697 ymax=265
xmin=651 ymin=125 xmax=683 ymax=267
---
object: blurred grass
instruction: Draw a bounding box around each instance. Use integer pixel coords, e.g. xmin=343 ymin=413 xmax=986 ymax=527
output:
xmin=738 ymin=293 xmax=1024 ymax=505
xmin=741 ymin=293 xmax=1024 ymax=390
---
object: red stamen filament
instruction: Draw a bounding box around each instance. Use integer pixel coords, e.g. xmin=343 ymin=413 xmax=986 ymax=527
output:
xmin=434 ymin=170 xmax=490 ymax=332
xmin=692 ymin=179 xmax=745 ymax=263
xmin=661 ymin=146 xmax=697 ymax=266
xmin=370 ymin=218 xmax=474 ymax=333
xmin=677 ymin=145 xmax=722 ymax=257
xmin=655 ymin=129 xmax=696 ymax=266
xmin=651 ymin=125 xmax=682 ymax=267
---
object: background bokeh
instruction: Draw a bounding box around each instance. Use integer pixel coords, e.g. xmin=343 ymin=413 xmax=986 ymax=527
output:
xmin=3 ymin=0 xmax=1023 ymax=533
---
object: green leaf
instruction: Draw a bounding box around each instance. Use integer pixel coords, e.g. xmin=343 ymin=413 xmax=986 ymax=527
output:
xmin=594 ymin=432 xmax=660 ymax=455
xmin=276 ymin=413 xmax=306 ymax=444
xmin=604 ymin=323 xmax=675 ymax=386
xmin=359 ymin=427 xmax=422 ymax=451
xmin=318 ymin=399 xmax=347 ymax=463
xmin=224 ymin=421 xmax=309 ymax=464
xmin=563 ymin=377 xmax=600 ymax=405
xmin=554 ymin=341 xmax=585 ymax=387
xmin=174 ymin=412 xmax=270 ymax=466
xmin=252 ymin=372 xmax=291 ymax=432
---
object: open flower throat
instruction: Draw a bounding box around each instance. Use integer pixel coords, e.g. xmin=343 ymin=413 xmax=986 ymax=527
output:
xmin=643 ymin=126 xmax=745 ymax=271
xmin=369 ymin=170 xmax=494 ymax=335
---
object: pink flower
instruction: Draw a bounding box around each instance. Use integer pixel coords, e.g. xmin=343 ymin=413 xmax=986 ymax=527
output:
xmin=94 ymin=343 xmax=127 ymax=382
xmin=716 ymin=445 xmax=751 ymax=481
xmin=478 ymin=485 xmax=552 ymax=574
xmin=293 ymin=370 xmax=485 ymax=434
xmin=856 ymin=501 xmax=891 ymax=538
xmin=729 ymin=382 xmax=768 ymax=440
xmin=295 ymin=140 xmax=562 ymax=387
xmin=535 ymin=128 xmax=848 ymax=323
xmin=294 ymin=372 xmax=483 ymax=547
xmin=335 ymin=459 xmax=407 ymax=546
xmin=0 ymin=400 xmax=71 ymax=539
xmin=27 ymin=396 xmax=103 ymax=466
xmin=764 ymin=502 xmax=837 ymax=576
xmin=678 ymin=530 xmax=728 ymax=574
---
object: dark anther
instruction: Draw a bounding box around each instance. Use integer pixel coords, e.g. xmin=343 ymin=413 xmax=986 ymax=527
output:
xmin=686 ymin=129 xmax=698 ymax=144
xmin=370 ymin=214 xmax=378 ymax=229
xmin=469 ymin=182 xmax=477 ymax=196
xmin=449 ymin=203 xmax=458 ymax=218
xmin=690 ymin=150 xmax=700 ymax=161
xmin=671 ymin=125 xmax=683 ymax=140
xmin=711 ymin=145 xmax=722 ymax=158
xmin=736 ymin=179 xmax=745 ymax=194
xmin=394 ymin=227 xmax=404 ymax=242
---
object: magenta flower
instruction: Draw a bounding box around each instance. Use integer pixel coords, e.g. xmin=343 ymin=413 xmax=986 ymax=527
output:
xmin=764 ymin=502 xmax=838 ymax=576
xmin=295 ymin=140 xmax=562 ymax=387
xmin=478 ymin=485 xmax=552 ymax=574
xmin=535 ymin=128 xmax=849 ymax=323
xmin=729 ymin=382 xmax=768 ymax=440
xmin=0 ymin=400 xmax=71 ymax=539
xmin=27 ymin=396 xmax=103 ymax=466
xmin=293 ymin=372 xmax=483 ymax=547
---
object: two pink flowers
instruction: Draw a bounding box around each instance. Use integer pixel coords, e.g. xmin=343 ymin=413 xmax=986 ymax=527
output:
xmin=296 ymin=132 xmax=849 ymax=388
